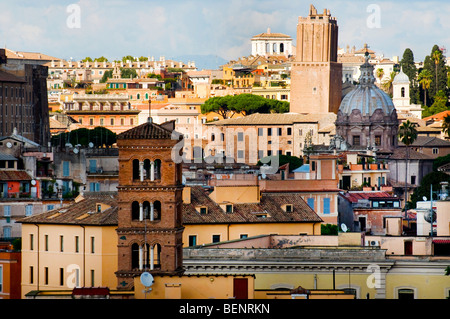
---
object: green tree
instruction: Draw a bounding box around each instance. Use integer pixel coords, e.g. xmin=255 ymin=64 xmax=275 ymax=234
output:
xmin=201 ymin=95 xmax=235 ymax=119
xmin=375 ymin=68 xmax=384 ymax=84
xmin=409 ymin=171 xmax=450 ymax=208
xmin=95 ymin=56 xmax=108 ymax=62
xmin=423 ymin=45 xmax=447 ymax=97
xmin=122 ymin=55 xmax=136 ymax=62
xmin=398 ymin=119 xmax=418 ymax=215
xmin=100 ymin=69 xmax=113 ymax=83
xmin=81 ymin=57 xmax=93 ymax=62
xmin=257 ymin=154 xmax=303 ymax=172
xmin=138 ymin=56 xmax=148 ymax=61
xmin=381 ymin=71 xmax=396 ymax=96
xmin=442 ymin=115 xmax=450 ymax=139
xmin=120 ymin=68 xmax=137 ymax=79
xmin=418 ymin=69 xmax=432 ymax=107
xmin=423 ymin=90 xmax=448 ymax=117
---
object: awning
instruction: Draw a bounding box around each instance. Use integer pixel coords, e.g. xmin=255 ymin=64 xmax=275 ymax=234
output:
xmin=432 ymin=239 xmax=450 ymax=244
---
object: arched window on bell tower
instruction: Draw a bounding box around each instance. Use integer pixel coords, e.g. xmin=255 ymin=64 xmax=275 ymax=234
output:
xmin=131 ymin=201 xmax=140 ymax=220
xmin=131 ymin=243 xmax=139 ymax=270
xmin=132 ymin=159 xmax=140 ymax=180
xmin=401 ymin=87 xmax=405 ymax=97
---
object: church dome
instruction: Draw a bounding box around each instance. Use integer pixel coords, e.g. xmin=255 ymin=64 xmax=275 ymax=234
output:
xmin=393 ymin=67 xmax=410 ymax=84
xmin=338 ymin=52 xmax=396 ymax=117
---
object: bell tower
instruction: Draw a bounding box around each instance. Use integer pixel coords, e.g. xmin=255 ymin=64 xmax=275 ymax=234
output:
xmin=115 ymin=118 xmax=184 ymax=290
xmin=290 ymin=4 xmax=342 ymax=114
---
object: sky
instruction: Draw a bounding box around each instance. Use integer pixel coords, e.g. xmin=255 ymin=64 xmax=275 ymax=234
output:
xmin=1 ymin=0 xmax=450 ymax=68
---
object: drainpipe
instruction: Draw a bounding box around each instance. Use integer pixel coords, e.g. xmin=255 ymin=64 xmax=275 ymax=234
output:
xmin=35 ymin=224 xmax=40 ymax=292
xmin=81 ymin=225 xmax=86 ymax=287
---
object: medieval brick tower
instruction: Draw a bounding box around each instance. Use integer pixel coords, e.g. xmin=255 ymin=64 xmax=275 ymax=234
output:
xmin=290 ymin=4 xmax=342 ymax=114
xmin=115 ymin=118 xmax=184 ymax=290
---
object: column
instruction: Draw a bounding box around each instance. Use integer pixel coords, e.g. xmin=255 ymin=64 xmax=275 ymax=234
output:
xmin=139 ymin=202 xmax=143 ymax=221
xmin=150 ymin=246 xmax=154 ymax=270
xmin=139 ymin=161 xmax=144 ymax=182
xmin=150 ymin=161 xmax=155 ymax=181
xmin=139 ymin=245 xmax=143 ymax=270
xmin=150 ymin=202 xmax=154 ymax=221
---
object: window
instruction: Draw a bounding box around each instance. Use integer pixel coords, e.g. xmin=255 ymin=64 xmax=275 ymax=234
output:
xmin=91 ymin=237 xmax=95 ymax=254
xmin=3 ymin=206 xmax=11 ymax=217
xmin=411 ymin=176 xmax=416 ymax=185
xmin=323 ymin=198 xmax=331 ymax=214
xmin=353 ymin=136 xmax=360 ymax=146
xmin=307 ymin=198 xmax=315 ymax=210
xmin=401 ymin=87 xmax=405 ymax=97
xmin=237 ymin=132 xmax=244 ymax=142
xmin=237 ymin=150 xmax=244 ymax=159
xmin=91 ymin=270 xmax=95 ymax=287
xmin=212 ymin=235 xmax=221 ymax=243
xmin=240 ymin=234 xmax=248 ymax=239
xmin=375 ymin=135 xmax=381 ymax=146
xmin=44 ymin=267 xmax=49 ymax=285
xmin=268 ymin=128 xmax=272 ymax=136
xmin=311 ymin=161 xmax=316 ymax=171
xmin=63 ymin=161 xmax=70 ymax=177
xmin=432 ymin=148 xmax=439 ymax=155
xmin=200 ymin=207 xmax=207 ymax=215
xmin=258 ymin=150 xmax=264 ymax=159
xmin=89 ymin=118 xmax=94 ymax=126
xmin=278 ymin=128 xmax=282 ymax=136
xmin=258 ymin=128 xmax=263 ymax=136
xmin=60 ymin=235 xmax=64 ymax=252
xmin=226 ymin=204 xmax=233 ymax=213
xmin=89 ymin=182 xmax=100 ymax=192
xmin=0 ymin=265 xmax=2 ymax=292
xmin=188 ymin=235 xmax=197 ymax=247
xmin=89 ymin=159 xmax=97 ymax=173
xmin=285 ymin=204 xmax=293 ymax=212
xmin=287 ymin=127 xmax=292 ymax=135
xmin=397 ymin=288 xmax=415 ymax=299
xmin=30 ymin=266 xmax=34 ymax=284
xmin=60 ymin=268 xmax=64 ymax=286
xmin=30 ymin=234 xmax=34 ymax=250
xmin=75 ymin=236 xmax=79 ymax=253
xmin=110 ymin=118 xmax=114 ymax=126
xmin=100 ymin=118 xmax=104 ymax=126
xmin=47 ymin=205 xmax=54 ymax=211
xmin=3 ymin=227 xmax=11 ymax=238
xmin=45 ymin=235 xmax=49 ymax=251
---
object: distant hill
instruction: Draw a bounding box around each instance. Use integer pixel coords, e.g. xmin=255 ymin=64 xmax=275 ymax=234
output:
xmin=172 ymin=54 xmax=228 ymax=71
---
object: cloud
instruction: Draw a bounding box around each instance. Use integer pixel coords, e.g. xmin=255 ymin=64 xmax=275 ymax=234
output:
xmin=1 ymin=0 xmax=450 ymax=64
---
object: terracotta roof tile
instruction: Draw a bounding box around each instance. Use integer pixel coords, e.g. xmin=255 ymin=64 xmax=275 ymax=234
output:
xmin=0 ymin=170 xmax=32 ymax=181
xmin=18 ymin=192 xmax=118 ymax=226
xmin=183 ymin=186 xmax=322 ymax=224
xmin=117 ymin=120 xmax=174 ymax=140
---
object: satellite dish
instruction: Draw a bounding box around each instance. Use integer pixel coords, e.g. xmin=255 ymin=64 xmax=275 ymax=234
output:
xmin=88 ymin=142 xmax=94 ymax=148
xmin=31 ymin=180 xmax=37 ymax=186
xmin=6 ymin=142 xmax=12 ymax=148
xmin=140 ymin=272 xmax=154 ymax=287
xmin=341 ymin=223 xmax=348 ymax=232
xmin=73 ymin=148 xmax=79 ymax=154
xmin=423 ymin=196 xmax=427 ymax=201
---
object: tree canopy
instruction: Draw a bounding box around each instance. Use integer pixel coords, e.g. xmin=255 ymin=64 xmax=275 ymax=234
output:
xmin=51 ymin=127 xmax=117 ymax=148
xmin=201 ymin=94 xmax=289 ymax=119
xmin=257 ymin=154 xmax=304 ymax=172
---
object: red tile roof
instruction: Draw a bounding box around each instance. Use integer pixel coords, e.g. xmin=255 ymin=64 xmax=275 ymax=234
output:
xmin=0 ymin=170 xmax=32 ymax=181
xmin=342 ymin=192 xmax=396 ymax=203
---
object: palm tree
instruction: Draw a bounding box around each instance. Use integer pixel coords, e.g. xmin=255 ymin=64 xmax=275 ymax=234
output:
xmin=442 ymin=115 xmax=450 ymax=139
xmin=432 ymin=49 xmax=443 ymax=95
xmin=376 ymin=68 xmax=384 ymax=85
xmin=398 ymin=119 xmax=418 ymax=226
xmin=418 ymin=69 xmax=432 ymax=106
xmin=381 ymin=71 xmax=396 ymax=96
